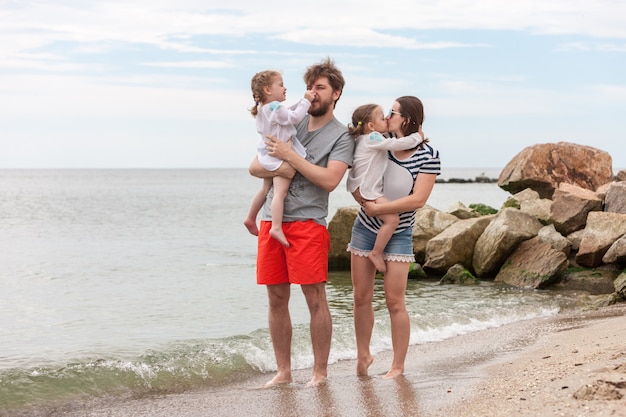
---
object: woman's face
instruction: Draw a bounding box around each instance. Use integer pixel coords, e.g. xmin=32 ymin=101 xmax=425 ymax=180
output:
xmin=386 ymin=101 xmax=405 ymax=137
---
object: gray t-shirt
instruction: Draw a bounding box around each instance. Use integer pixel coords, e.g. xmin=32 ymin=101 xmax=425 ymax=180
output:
xmin=261 ymin=115 xmax=354 ymax=226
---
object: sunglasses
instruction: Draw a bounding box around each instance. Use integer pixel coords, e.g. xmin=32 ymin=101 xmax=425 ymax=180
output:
xmin=388 ymin=109 xmax=403 ymax=118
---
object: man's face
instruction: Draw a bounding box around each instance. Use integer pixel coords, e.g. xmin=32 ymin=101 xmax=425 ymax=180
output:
xmin=307 ymin=77 xmax=340 ymax=117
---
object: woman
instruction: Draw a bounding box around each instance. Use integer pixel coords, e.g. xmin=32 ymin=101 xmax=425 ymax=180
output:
xmin=348 ymin=96 xmax=440 ymax=378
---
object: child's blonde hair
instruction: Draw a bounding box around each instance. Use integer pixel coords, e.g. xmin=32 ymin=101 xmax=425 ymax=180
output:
xmin=249 ymin=70 xmax=281 ymax=117
xmin=348 ymin=104 xmax=380 ymax=136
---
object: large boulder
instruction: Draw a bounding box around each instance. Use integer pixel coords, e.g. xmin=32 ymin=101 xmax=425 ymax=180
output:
xmin=604 ymin=182 xmax=626 ymax=214
xmin=412 ymin=206 xmax=459 ymax=264
xmin=555 ymin=268 xmax=620 ymax=295
xmin=472 ymin=208 xmax=544 ymax=277
xmin=549 ymin=183 xmax=603 ymax=235
xmin=498 ymin=142 xmax=613 ymax=199
xmin=328 ymin=206 xmax=358 ymax=270
xmin=494 ymin=236 xmax=568 ymax=289
xmin=576 ymin=212 xmax=626 ymax=268
xmin=602 ymin=234 xmax=626 ymax=264
xmin=423 ymin=215 xmax=494 ymax=274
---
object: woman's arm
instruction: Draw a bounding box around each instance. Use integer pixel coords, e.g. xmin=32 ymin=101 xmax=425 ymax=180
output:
xmin=363 ymin=173 xmax=437 ymax=216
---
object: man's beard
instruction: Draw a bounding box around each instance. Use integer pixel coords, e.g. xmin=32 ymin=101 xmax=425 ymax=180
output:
xmin=308 ymin=98 xmax=333 ymax=117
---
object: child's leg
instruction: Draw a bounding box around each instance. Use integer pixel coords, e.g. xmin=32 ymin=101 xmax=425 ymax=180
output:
xmin=369 ymin=196 xmax=399 ymax=273
xmin=269 ymin=176 xmax=292 ymax=247
xmin=244 ymin=178 xmax=272 ymax=236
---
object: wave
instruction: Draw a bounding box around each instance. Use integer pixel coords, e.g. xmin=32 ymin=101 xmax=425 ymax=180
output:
xmin=0 ymin=296 xmax=559 ymax=410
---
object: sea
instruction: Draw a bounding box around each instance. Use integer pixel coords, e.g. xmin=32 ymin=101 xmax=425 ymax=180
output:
xmin=0 ymin=168 xmax=589 ymax=412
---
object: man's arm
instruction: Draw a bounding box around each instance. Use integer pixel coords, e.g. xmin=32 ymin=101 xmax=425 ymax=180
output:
xmin=248 ymin=156 xmax=296 ymax=179
xmin=265 ymin=135 xmax=348 ymax=192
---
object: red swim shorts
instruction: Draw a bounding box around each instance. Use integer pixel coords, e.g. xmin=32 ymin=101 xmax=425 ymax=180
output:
xmin=256 ymin=220 xmax=330 ymax=285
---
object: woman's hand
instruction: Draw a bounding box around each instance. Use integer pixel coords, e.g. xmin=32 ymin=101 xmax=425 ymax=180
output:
xmin=351 ymin=189 xmax=365 ymax=205
xmin=362 ymin=200 xmax=378 ymax=217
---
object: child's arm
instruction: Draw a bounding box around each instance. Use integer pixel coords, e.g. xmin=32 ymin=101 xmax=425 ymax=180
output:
xmin=365 ymin=131 xmax=425 ymax=152
xmin=272 ymin=90 xmax=314 ymax=126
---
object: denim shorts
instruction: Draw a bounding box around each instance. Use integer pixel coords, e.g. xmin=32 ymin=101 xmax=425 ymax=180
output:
xmin=347 ymin=218 xmax=415 ymax=263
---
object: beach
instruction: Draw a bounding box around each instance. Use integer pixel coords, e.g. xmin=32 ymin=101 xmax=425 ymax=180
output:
xmin=11 ymin=303 xmax=625 ymax=417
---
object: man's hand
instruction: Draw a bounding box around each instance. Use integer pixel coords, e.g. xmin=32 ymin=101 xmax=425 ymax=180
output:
xmin=265 ymin=134 xmax=294 ymax=162
xmin=249 ymin=156 xmax=296 ymax=179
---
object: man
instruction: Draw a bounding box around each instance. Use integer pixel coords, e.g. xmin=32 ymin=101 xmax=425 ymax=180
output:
xmin=249 ymin=58 xmax=354 ymax=387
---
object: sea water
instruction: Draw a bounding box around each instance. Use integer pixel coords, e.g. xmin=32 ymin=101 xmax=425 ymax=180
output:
xmin=0 ymin=169 xmax=584 ymax=410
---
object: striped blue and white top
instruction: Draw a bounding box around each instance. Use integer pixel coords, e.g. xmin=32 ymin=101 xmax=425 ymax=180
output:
xmin=357 ymin=142 xmax=441 ymax=234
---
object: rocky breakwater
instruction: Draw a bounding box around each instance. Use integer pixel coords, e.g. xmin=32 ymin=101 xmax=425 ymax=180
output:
xmin=328 ymin=141 xmax=626 ymax=306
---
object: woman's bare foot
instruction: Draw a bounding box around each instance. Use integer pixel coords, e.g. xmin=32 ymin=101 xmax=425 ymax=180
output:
xmin=382 ymin=367 xmax=404 ymax=379
xmin=356 ymin=355 xmax=374 ymax=376
xmin=305 ymin=374 xmax=327 ymax=388
xmin=270 ymin=228 xmax=290 ymax=247
xmin=368 ymin=252 xmax=386 ymax=273
xmin=263 ymin=372 xmax=292 ymax=388
xmin=244 ymin=218 xmax=259 ymax=236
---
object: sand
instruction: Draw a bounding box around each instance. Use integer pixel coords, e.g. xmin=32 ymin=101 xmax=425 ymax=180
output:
xmin=11 ymin=304 xmax=626 ymax=417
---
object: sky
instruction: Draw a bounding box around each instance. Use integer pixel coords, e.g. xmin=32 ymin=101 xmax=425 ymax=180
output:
xmin=1 ymin=0 xmax=625 ymax=171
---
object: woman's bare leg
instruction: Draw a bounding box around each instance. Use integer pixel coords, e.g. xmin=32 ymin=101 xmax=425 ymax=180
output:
xmin=382 ymin=260 xmax=411 ymax=379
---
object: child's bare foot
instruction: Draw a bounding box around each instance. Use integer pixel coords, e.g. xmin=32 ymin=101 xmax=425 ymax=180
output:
xmin=368 ymin=252 xmax=386 ymax=273
xmin=356 ymin=355 xmax=374 ymax=376
xmin=243 ymin=218 xmax=259 ymax=236
xmin=270 ymin=228 xmax=290 ymax=247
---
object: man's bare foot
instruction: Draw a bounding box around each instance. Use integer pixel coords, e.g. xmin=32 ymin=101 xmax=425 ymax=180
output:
xmin=305 ymin=374 xmax=327 ymax=388
xmin=382 ymin=368 xmax=404 ymax=379
xmin=244 ymin=218 xmax=259 ymax=236
xmin=356 ymin=355 xmax=374 ymax=376
xmin=270 ymin=228 xmax=290 ymax=247
xmin=368 ymin=252 xmax=386 ymax=273
xmin=263 ymin=373 xmax=292 ymax=388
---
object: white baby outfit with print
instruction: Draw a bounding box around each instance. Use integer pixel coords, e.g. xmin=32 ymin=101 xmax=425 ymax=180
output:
xmin=347 ymin=132 xmax=423 ymax=200
xmin=256 ymin=98 xmax=310 ymax=171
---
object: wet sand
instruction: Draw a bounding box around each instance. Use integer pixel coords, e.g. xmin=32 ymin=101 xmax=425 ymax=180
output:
xmin=12 ymin=304 xmax=626 ymax=417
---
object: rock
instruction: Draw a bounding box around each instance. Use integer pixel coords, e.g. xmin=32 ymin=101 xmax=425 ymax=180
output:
xmin=602 ymin=234 xmax=626 ymax=264
xmin=328 ymin=206 xmax=359 ymax=270
xmin=538 ymin=224 xmax=572 ymax=257
xmin=408 ymin=262 xmax=427 ymax=279
xmin=616 ymin=170 xmax=626 ymax=182
xmin=446 ymin=201 xmax=479 ymax=219
xmin=555 ymin=268 xmax=620 ymax=295
xmin=494 ymin=236 xmax=568 ymax=289
xmin=615 ymin=272 xmax=626 ymax=299
xmin=473 ymin=208 xmax=544 ymax=277
xmin=423 ymin=215 xmax=494 ymax=274
xmin=576 ymin=212 xmax=626 ymax=268
xmin=498 ymin=142 xmax=613 ymax=199
xmin=549 ymin=182 xmax=603 ymax=235
xmin=412 ymin=206 xmax=459 ymax=264
xmin=520 ymin=198 xmax=552 ymax=224
xmin=604 ymin=182 xmax=626 ymax=214
xmin=468 ymin=203 xmax=498 ymax=215
xmin=567 ymin=229 xmax=586 ymax=251
xmin=440 ymin=264 xmax=479 ymax=285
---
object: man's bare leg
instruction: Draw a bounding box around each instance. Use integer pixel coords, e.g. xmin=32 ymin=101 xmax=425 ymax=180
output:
xmin=351 ymin=254 xmax=376 ymax=376
xmin=301 ymin=282 xmax=332 ymax=387
xmin=264 ymin=283 xmax=293 ymax=387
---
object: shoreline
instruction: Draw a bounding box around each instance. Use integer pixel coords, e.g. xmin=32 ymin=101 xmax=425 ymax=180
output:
xmin=9 ymin=304 xmax=626 ymax=417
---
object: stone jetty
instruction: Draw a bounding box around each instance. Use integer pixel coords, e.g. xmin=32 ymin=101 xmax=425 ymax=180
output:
xmin=328 ymin=141 xmax=626 ymax=306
